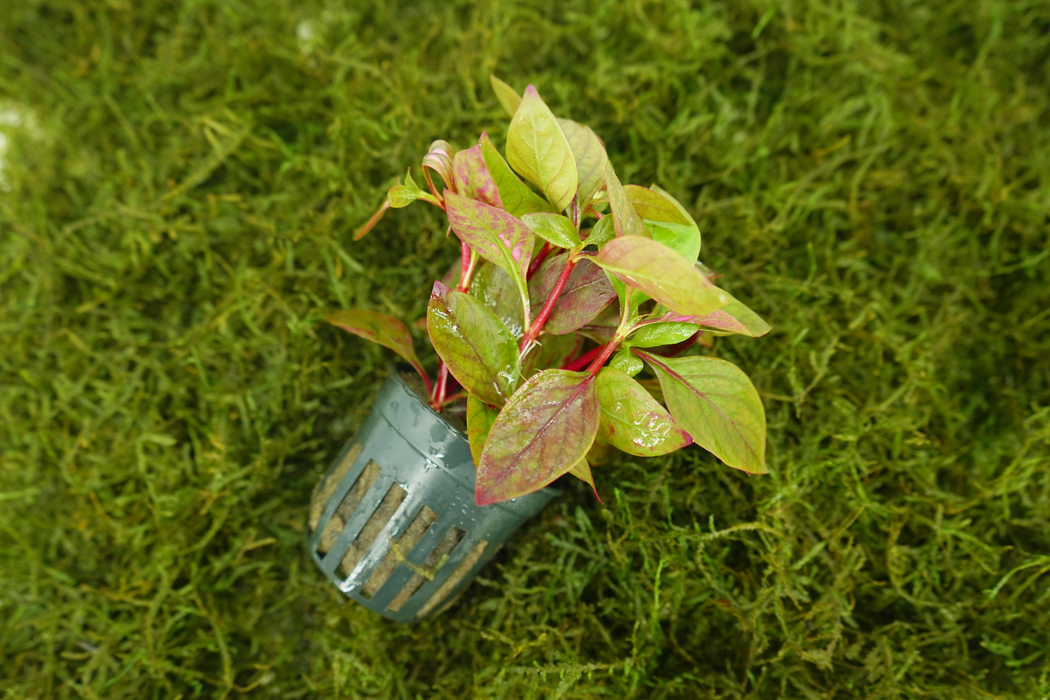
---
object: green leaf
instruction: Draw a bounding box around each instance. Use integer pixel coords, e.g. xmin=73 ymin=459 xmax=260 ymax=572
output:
xmin=467 ymin=394 xmax=499 ymax=465
xmin=387 ymin=169 xmax=441 ymax=209
xmin=471 ymin=263 xmax=524 ymax=338
xmin=427 ymin=281 xmax=520 ymax=406
xmin=521 ymin=332 xmax=581 ymax=378
xmin=604 ymin=163 xmax=648 ymax=238
xmin=591 ymin=236 xmax=728 ymax=316
xmin=476 ymin=369 xmax=600 ymax=505
xmin=421 ymin=140 xmax=455 ymax=190
xmin=506 ymin=85 xmax=578 ymax=212
xmin=528 ymin=254 xmax=616 ymax=335
xmin=653 ymin=290 xmax=772 ymax=338
xmin=625 ymin=184 xmax=700 ymax=262
xmin=628 ymin=321 xmax=700 ymax=348
xmin=609 ymin=347 xmax=643 ymax=377
xmin=624 ymin=185 xmax=692 ymax=225
xmin=489 ymin=74 xmax=521 ymax=118
xmin=596 ymin=367 xmax=693 ymax=457
xmin=478 ymin=133 xmax=554 ymax=218
xmin=325 ymin=309 xmax=428 ymax=387
xmin=568 ymin=456 xmax=600 ymax=501
xmin=452 ymin=145 xmax=503 ymax=208
xmin=584 ymin=216 xmax=616 ymax=249
xmin=557 ymin=119 xmax=608 ymax=206
xmin=521 ymin=213 xmax=580 ymax=249
xmin=443 ymin=189 xmax=534 ymax=306
xmin=635 ymin=351 xmax=767 ymax=474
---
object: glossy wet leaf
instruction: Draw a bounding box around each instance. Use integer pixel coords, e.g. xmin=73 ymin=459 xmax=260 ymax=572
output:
xmin=558 ymin=118 xmax=607 ymax=206
xmin=325 ymin=309 xmax=427 ymax=386
xmin=596 ymin=367 xmax=692 ymax=457
xmin=466 ymin=394 xmax=499 ymax=465
xmin=478 ymin=133 xmax=554 ymax=218
xmin=529 ymin=254 xmax=617 ymax=335
xmin=521 ymin=332 xmax=581 ymax=378
xmin=475 ymin=369 xmax=600 ymax=505
xmin=506 ymin=85 xmax=578 ymax=213
xmin=609 ymin=347 xmax=643 ymax=377
xmin=489 ymin=74 xmax=521 ymax=117
xmin=471 ymin=263 xmax=524 ymax=337
xmin=585 ymin=216 xmax=616 ymax=249
xmin=628 ymin=321 xmax=700 ymax=348
xmin=521 ymin=212 xmax=580 ymax=249
xmin=443 ymin=189 xmax=533 ymax=305
xmin=427 ymin=281 xmax=519 ymax=406
xmin=604 ymin=163 xmax=648 ymax=238
xmin=421 ymin=140 xmax=455 ymax=190
xmin=591 ymin=236 xmax=728 ymax=316
xmin=635 ymin=351 xmax=767 ymax=474
xmin=568 ymin=456 xmax=600 ymax=501
xmin=452 ymin=145 xmax=502 ymax=208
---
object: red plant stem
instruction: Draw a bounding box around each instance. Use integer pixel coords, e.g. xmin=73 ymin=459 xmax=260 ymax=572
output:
xmin=527 ymin=242 xmax=553 ymax=280
xmin=520 ymin=256 xmax=576 ymax=352
xmin=585 ymin=340 xmax=620 ymax=376
xmin=431 ymin=362 xmax=450 ymax=409
xmin=422 ymin=169 xmax=445 ymax=210
xmin=435 ymin=391 xmax=467 ymax=409
xmin=561 ymin=343 xmax=604 ymax=372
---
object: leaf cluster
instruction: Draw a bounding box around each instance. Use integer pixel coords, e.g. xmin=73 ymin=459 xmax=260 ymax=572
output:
xmin=329 ymin=78 xmax=772 ymax=505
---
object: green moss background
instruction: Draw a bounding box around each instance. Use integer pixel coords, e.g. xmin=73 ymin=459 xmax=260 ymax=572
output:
xmin=2 ymin=1 xmax=1048 ymax=697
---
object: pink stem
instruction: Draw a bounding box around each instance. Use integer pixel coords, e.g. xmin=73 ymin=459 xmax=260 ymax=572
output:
xmin=520 ymin=257 xmax=576 ymax=352
xmin=585 ymin=340 xmax=620 ymax=376
xmin=561 ymin=344 xmax=604 ymax=372
xmin=527 ymin=242 xmax=554 ymax=280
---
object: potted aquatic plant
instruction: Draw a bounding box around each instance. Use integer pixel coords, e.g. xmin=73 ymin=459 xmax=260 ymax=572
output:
xmin=307 ymin=77 xmax=771 ymax=621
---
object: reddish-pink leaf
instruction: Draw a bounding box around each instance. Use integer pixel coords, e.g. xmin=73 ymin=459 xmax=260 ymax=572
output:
xmin=591 ymin=236 xmax=727 ymax=316
xmin=529 ymin=253 xmax=616 ymax=335
xmin=452 ymin=144 xmax=503 ymax=208
xmin=652 ymin=290 xmax=771 ymax=338
xmin=635 ymin=351 xmax=767 ymax=474
xmin=522 ymin=332 xmax=581 ymax=378
xmin=596 ymin=367 xmax=692 ymax=457
xmin=325 ymin=309 xmax=429 ymax=391
xmin=443 ymin=190 xmax=534 ymax=301
xmin=475 ymin=370 xmax=600 ymax=505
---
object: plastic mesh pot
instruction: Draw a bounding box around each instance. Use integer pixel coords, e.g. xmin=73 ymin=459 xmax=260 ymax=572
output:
xmin=307 ymin=371 xmax=558 ymax=622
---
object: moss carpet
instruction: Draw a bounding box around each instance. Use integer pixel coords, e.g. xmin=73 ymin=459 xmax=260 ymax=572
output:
xmin=1 ymin=1 xmax=1048 ymax=698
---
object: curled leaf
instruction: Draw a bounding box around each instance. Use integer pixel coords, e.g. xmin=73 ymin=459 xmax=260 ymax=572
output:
xmin=325 ymin=309 xmax=428 ymax=389
xmin=635 ymin=351 xmax=767 ymax=474
xmin=476 ymin=370 xmax=600 ymax=505
xmin=422 ymin=140 xmax=456 ymax=191
xmin=591 ymin=236 xmax=727 ymax=316
xmin=596 ymin=367 xmax=692 ymax=457
xmin=507 ymin=85 xmax=578 ymax=212
xmin=427 ymin=281 xmax=520 ymax=406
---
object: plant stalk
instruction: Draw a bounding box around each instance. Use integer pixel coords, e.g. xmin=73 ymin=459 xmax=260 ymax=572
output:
xmin=520 ymin=256 xmax=576 ymax=352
